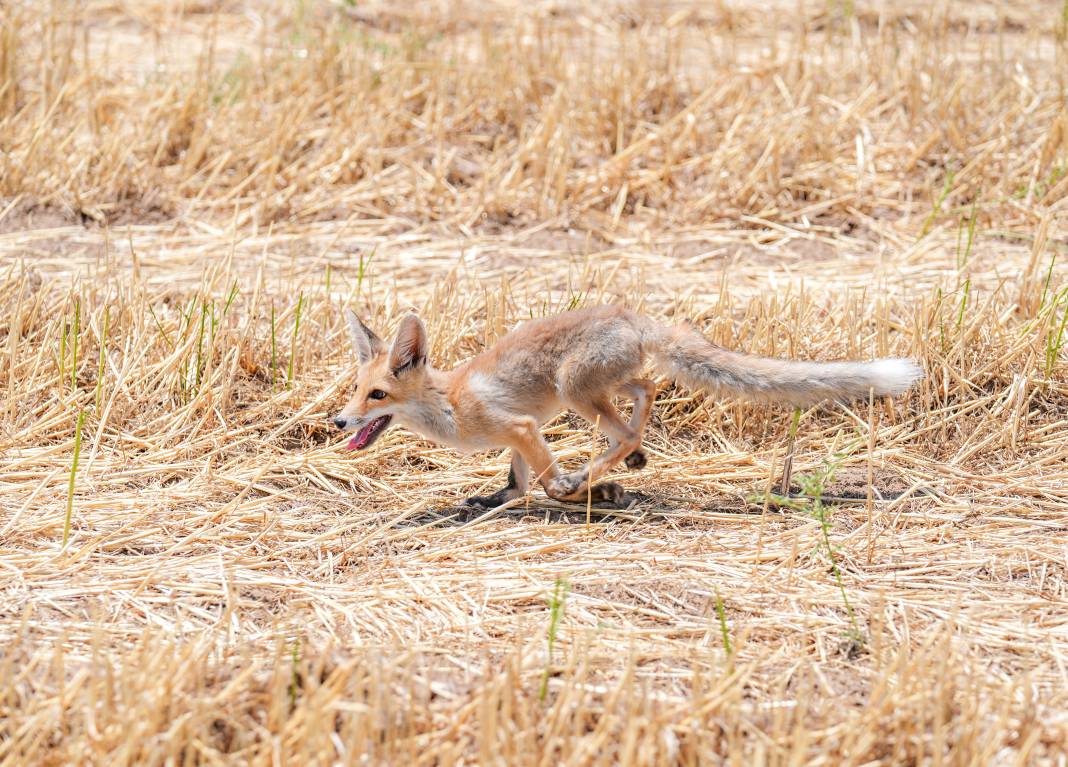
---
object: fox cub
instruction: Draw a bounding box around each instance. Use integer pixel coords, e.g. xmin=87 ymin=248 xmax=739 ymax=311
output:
xmin=334 ymin=306 xmax=921 ymax=508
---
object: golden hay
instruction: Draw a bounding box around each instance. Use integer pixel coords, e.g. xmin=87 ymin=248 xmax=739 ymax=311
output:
xmin=1 ymin=0 xmax=1067 ymax=764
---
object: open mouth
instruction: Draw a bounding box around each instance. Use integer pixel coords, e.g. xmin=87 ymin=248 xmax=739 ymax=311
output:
xmin=345 ymin=415 xmax=392 ymax=451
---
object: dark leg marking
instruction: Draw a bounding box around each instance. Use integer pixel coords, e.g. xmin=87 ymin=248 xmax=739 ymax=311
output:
xmin=624 ymin=450 xmax=647 ymax=470
xmin=588 ymin=481 xmax=627 ymax=507
xmin=465 ymin=465 xmax=521 ymax=509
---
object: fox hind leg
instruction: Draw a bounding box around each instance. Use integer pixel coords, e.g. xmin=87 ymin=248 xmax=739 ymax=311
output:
xmin=548 ymin=397 xmax=642 ymax=503
xmin=619 ymin=378 xmax=656 ymax=470
xmin=494 ymin=412 xmax=633 ymax=509
xmin=498 ymin=416 xmax=627 ymax=508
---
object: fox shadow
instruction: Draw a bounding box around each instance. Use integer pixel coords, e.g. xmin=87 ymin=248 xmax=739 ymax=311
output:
xmin=395 ymin=491 xmax=759 ymax=528
xmin=393 ymin=476 xmax=925 ymax=528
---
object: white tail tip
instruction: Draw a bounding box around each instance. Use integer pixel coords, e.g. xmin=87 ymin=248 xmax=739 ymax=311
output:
xmin=868 ymin=358 xmax=924 ymax=395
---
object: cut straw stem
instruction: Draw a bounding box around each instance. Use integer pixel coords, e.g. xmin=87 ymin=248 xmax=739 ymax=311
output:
xmin=270 ymin=303 xmax=278 ymax=389
xmin=586 ymin=414 xmax=599 ymax=528
xmin=94 ymin=307 xmax=109 ymax=410
xmin=779 ymin=408 xmax=802 ymax=496
xmin=69 ymin=297 xmax=80 ymax=391
xmin=287 ymin=293 xmax=304 ymax=388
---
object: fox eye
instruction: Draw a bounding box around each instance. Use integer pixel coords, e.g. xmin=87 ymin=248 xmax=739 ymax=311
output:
xmin=368 ymin=389 xmax=387 ymax=400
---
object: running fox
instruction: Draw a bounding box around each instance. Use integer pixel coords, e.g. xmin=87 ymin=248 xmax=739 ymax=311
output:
xmin=333 ymin=306 xmax=922 ymax=508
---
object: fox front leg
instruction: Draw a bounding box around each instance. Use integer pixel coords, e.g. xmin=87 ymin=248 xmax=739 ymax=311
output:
xmin=465 ymin=453 xmax=529 ymax=509
xmin=543 ymin=392 xmax=646 ymax=506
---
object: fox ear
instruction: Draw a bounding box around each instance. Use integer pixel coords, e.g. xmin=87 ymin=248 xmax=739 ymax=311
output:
xmin=389 ymin=314 xmax=427 ymax=374
xmin=346 ymin=309 xmax=382 ymax=364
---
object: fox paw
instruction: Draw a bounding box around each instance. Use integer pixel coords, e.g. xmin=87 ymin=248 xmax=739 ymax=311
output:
xmin=547 ymin=472 xmax=585 ymax=499
xmin=546 ymin=475 xmax=627 ymax=507
xmin=588 ymin=481 xmax=627 ymax=507
xmin=624 ymin=450 xmax=647 ymax=470
xmin=465 ymin=489 xmax=521 ymax=509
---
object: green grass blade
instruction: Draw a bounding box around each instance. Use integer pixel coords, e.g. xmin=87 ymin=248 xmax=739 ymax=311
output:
xmin=539 ymin=578 xmax=569 ymax=701
xmin=62 ymin=410 xmax=86 ymax=548
xmin=715 ymin=590 xmax=733 ymax=657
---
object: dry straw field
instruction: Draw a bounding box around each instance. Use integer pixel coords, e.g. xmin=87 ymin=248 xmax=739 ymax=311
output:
xmin=2 ymin=0 xmax=1068 ymax=764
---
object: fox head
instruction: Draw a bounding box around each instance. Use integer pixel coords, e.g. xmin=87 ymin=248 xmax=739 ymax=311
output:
xmin=333 ymin=310 xmax=433 ymax=451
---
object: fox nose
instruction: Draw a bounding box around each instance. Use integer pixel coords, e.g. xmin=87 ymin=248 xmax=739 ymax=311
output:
xmin=333 ymin=417 xmax=347 ymax=430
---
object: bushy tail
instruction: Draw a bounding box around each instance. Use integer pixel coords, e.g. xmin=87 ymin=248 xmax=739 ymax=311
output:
xmin=642 ymin=321 xmax=922 ymax=406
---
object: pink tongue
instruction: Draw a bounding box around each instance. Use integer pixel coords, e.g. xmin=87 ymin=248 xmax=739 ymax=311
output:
xmin=346 ymin=422 xmax=376 ymax=451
